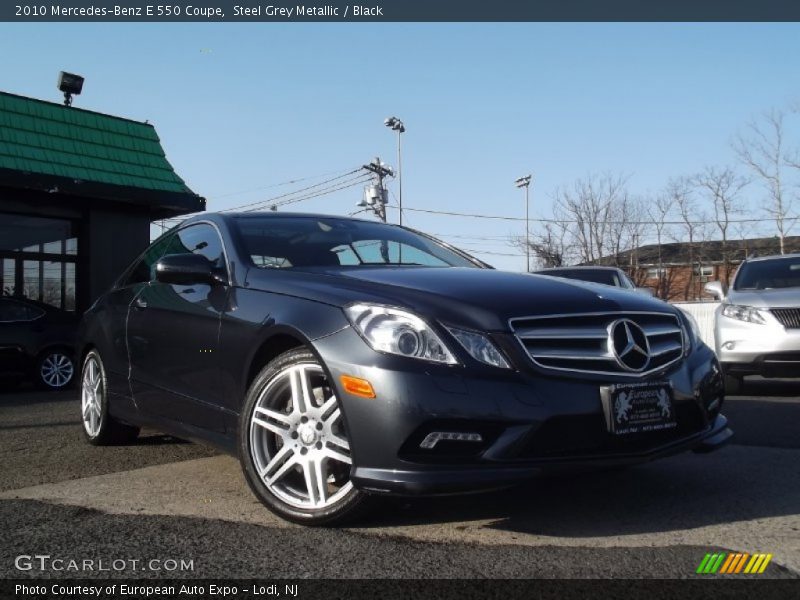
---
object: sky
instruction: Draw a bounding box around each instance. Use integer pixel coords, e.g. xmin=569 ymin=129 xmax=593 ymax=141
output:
xmin=2 ymin=23 xmax=799 ymax=271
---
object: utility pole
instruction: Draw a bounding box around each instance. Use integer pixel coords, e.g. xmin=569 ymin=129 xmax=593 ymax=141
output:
xmin=384 ymin=117 xmax=405 ymax=226
xmin=359 ymin=157 xmax=393 ymax=222
xmin=515 ymin=174 xmax=532 ymax=272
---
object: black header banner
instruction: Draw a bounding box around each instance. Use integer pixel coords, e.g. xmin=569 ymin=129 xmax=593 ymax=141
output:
xmin=4 ymin=1 xmax=800 ymax=22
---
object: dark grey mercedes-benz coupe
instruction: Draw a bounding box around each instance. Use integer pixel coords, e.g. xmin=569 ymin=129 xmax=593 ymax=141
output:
xmin=77 ymin=212 xmax=731 ymax=524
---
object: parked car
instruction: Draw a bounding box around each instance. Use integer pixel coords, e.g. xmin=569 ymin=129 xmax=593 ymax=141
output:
xmin=78 ymin=213 xmax=730 ymax=525
xmin=705 ymin=253 xmax=800 ymax=394
xmin=536 ymin=266 xmax=654 ymax=295
xmin=0 ymin=296 xmax=77 ymax=390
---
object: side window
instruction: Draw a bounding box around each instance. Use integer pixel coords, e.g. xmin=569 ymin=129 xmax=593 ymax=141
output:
xmin=168 ymin=224 xmax=227 ymax=273
xmin=122 ymin=234 xmax=177 ymax=286
xmin=0 ymin=299 xmax=34 ymax=322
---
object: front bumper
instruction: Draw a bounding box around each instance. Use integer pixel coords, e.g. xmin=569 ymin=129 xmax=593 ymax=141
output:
xmin=314 ymin=327 xmax=728 ymax=496
xmin=715 ymin=312 xmax=800 ymax=377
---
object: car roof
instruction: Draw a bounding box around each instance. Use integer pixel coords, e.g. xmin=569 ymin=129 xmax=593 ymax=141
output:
xmin=181 ymin=211 xmax=381 ymax=227
xmin=744 ymin=253 xmax=800 ymax=263
xmin=537 ymin=266 xmax=623 ymax=272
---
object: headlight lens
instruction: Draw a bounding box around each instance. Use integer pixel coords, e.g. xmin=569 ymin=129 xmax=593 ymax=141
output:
xmin=345 ymin=303 xmax=458 ymax=364
xmin=722 ymin=304 xmax=766 ymax=324
xmin=446 ymin=327 xmax=510 ymax=369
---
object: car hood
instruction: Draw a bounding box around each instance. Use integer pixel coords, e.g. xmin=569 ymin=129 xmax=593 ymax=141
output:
xmin=727 ymin=287 xmax=800 ymax=309
xmin=245 ymin=266 xmax=679 ymax=332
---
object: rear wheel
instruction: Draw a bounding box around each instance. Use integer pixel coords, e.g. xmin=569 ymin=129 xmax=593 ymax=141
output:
xmin=239 ymin=348 xmax=368 ymax=526
xmin=81 ymin=350 xmax=140 ymax=445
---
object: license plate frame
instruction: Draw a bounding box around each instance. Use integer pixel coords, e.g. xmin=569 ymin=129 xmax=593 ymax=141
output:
xmin=600 ymin=381 xmax=677 ymax=435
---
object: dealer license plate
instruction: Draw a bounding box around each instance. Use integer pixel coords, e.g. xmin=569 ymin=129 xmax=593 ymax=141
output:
xmin=601 ymin=381 xmax=677 ymax=435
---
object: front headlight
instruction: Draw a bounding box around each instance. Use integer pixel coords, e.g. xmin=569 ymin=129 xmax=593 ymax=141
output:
xmin=446 ymin=327 xmax=511 ymax=369
xmin=345 ymin=303 xmax=458 ymax=364
xmin=722 ymin=304 xmax=766 ymax=324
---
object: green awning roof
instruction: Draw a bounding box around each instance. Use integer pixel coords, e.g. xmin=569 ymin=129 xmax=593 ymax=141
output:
xmin=0 ymin=91 xmax=203 ymax=209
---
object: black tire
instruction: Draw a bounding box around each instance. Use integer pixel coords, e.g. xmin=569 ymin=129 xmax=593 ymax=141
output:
xmin=723 ymin=373 xmax=743 ymax=396
xmin=35 ymin=348 xmax=76 ymax=390
xmin=80 ymin=350 xmax=140 ymax=446
xmin=239 ymin=347 xmax=369 ymax=526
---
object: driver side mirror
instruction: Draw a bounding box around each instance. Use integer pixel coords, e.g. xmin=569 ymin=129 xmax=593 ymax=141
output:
xmin=635 ymin=286 xmax=655 ymax=297
xmin=155 ymin=254 xmax=226 ymax=286
xmin=703 ymin=280 xmax=726 ymax=300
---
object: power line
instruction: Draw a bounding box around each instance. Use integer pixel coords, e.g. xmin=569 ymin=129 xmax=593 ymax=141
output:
xmin=242 ymin=174 xmax=373 ymax=212
xmin=207 ymin=166 xmax=361 ymax=200
xmin=390 ymin=205 xmax=800 ymax=226
xmin=223 ymin=169 xmax=364 ymax=212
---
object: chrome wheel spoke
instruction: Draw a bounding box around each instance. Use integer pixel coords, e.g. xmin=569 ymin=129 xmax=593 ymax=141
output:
xmin=324 ymin=444 xmax=352 ymax=465
xmin=289 ymin=366 xmax=315 ymax=413
xmin=303 ymin=458 xmax=328 ymax=507
xmin=253 ymin=415 xmax=290 ymax=439
xmin=261 ymin=445 xmax=297 ymax=484
xmin=254 ymin=406 xmax=293 ymax=426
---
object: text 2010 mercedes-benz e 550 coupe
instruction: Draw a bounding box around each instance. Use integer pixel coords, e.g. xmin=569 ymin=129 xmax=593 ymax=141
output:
xmin=78 ymin=213 xmax=732 ymax=524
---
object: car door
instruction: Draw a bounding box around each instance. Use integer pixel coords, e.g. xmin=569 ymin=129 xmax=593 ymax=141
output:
xmin=0 ymin=299 xmax=40 ymax=377
xmin=127 ymin=223 xmax=229 ymax=432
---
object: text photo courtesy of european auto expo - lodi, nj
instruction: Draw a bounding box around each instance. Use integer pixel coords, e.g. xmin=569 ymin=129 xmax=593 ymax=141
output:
xmin=1 ymin=2 xmax=800 ymax=600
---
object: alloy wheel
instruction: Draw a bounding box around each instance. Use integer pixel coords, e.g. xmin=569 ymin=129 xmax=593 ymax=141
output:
xmin=40 ymin=353 xmax=74 ymax=389
xmin=249 ymin=363 xmax=353 ymax=510
xmin=81 ymin=356 xmax=102 ymax=437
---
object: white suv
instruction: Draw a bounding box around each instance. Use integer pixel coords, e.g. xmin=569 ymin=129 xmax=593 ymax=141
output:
xmin=705 ymin=254 xmax=800 ymax=393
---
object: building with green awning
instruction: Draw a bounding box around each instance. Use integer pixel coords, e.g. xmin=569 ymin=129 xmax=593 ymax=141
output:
xmin=0 ymin=91 xmax=204 ymax=313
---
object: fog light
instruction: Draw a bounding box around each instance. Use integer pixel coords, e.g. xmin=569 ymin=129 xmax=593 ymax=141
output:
xmin=722 ymin=341 xmax=736 ymax=350
xmin=419 ymin=431 xmax=483 ymax=449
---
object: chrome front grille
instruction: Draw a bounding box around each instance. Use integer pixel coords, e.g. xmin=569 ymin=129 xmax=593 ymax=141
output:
xmin=510 ymin=312 xmax=686 ymax=377
xmin=771 ymin=308 xmax=800 ymax=329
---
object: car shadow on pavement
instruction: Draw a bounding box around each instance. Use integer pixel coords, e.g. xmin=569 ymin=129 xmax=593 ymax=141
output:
xmin=735 ymin=377 xmax=800 ymax=398
xmin=357 ymin=445 xmax=800 ymax=538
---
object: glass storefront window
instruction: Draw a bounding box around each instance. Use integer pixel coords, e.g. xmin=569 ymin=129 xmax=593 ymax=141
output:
xmin=1 ymin=259 xmax=15 ymax=296
xmin=1 ymin=213 xmax=78 ymax=311
xmin=0 ymin=213 xmax=78 ymax=255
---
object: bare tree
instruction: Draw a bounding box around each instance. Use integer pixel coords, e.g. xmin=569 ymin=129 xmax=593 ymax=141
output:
xmin=733 ymin=109 xmax=795 ymax=254
xmin=669 ymin=177 xmax=711 ymax=300
xmin=510 ymin=222 xmax=569 ymax=269
xmin=551 ymin=173 xmax=630 ymax=264
xmin=646 ymin=192 xmax=674 ymax=299
xmin=691 ymin=166 xmax=749 ymax=287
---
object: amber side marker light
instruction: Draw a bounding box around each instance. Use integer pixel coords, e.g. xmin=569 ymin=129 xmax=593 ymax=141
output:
xmin=340 ymin=375 xmax=376 ymax=399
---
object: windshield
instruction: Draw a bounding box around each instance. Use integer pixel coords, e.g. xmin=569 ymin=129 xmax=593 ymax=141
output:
xmin=542 ymin=269 xmax=628 ymax=288
xmin=235 ymin=216 xmax=481 ymax=269
xmin=733 ymin=256 xmax=800 ymax=290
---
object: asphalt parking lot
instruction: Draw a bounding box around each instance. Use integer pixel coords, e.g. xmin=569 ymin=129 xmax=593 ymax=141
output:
xmin=1 ymin=379 xmax=798 ymax=579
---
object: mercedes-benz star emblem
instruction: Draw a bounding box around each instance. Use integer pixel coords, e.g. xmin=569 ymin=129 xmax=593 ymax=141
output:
xmin=608 ymin=319 xmax=651 ymax=372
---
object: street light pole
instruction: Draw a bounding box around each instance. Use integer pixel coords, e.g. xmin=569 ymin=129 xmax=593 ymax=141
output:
xmin=384 ymin=116 xmax=405 ymax=226
xmin=515 ymin=174 xmax=532 ymax=272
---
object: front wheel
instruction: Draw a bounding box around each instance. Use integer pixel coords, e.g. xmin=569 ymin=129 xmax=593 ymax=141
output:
xmin=81 ymin=350 xmax=140 ymax=445
xmin=239 ymin=348 xmax=368 ymax=526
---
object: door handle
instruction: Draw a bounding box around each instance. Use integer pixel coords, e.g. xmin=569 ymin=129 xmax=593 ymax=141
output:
xmin=134 ymin=297 xmax=148 ymax=310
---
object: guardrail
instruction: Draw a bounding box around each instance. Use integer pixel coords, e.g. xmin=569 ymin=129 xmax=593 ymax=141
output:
xmin=672 ymin=301 xmax=719 ymax=350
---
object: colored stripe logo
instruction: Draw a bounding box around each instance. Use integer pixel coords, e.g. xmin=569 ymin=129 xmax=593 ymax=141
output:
xmin=696 ymin=552 xmax=773 ymax=574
